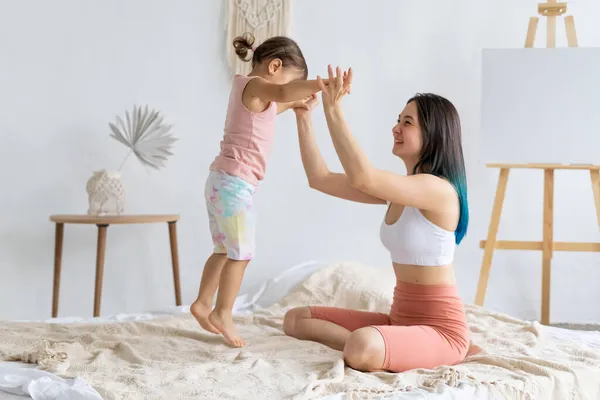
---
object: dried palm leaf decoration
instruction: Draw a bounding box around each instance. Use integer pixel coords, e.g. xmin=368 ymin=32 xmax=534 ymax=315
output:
xmin=109 ymin=105 xmax=177 ymax=171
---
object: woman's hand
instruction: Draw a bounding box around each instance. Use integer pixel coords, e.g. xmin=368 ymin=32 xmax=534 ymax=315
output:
xmin=317 ymin=65 xmax=352 ymax=110
xmin=293 ymin=93 xmax=320 ymax=117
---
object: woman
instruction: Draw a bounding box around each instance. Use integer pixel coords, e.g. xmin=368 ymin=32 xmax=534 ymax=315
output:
xmin=284 ymin=66 xmax=471 ymax=373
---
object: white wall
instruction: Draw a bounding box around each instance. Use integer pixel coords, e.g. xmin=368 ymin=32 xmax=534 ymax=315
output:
xmin=1 ymin=0 xmax=599 ymax=322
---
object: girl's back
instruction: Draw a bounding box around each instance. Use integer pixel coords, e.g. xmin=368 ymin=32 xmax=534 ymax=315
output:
xmin=210 ymin=74 xmax=277 ymax=187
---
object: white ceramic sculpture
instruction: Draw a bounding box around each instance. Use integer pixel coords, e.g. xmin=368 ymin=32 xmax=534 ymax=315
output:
xmin=86 ymin=170 xmax=125 ymax=216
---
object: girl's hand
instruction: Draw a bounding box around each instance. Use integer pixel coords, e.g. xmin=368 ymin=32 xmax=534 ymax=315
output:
xmin=317 ymin=65 xmax=353 ymax=109
xmin=293 ymin=94 xmax=319 ymax=117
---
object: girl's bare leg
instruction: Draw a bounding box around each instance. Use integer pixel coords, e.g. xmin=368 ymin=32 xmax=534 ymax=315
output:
xmin=190 ymin=253 xmax=227 ymax=334
xmin=209 ymin=259 xmax=249 ymax=347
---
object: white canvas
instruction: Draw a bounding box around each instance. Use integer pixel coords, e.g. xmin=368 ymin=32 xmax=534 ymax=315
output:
xmin=481 ymin=47 xmax=600 ymax=165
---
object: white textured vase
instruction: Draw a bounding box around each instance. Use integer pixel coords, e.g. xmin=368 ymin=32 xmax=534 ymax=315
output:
xmin=86 ymin=170 xmax=125 ymax=216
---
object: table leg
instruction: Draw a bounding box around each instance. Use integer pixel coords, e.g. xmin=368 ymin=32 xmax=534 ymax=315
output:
xmin=94 ymin=224 xmax=108 ymax=317
xmin=52 ymin=223 xmax=64 ymax=318
xmin=590 ymin=170 xmax=600 ymax=231
xmin=168 ymin=221 xmax=182 ymax=306
xmin=475 ymin=168 xmax=510 ymax=306
xmin=541 ymin=169 xmax=554 ymax=325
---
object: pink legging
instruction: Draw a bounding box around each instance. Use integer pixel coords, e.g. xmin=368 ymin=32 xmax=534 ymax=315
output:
xmin=309 ymin=281 xmax=470 ymax=372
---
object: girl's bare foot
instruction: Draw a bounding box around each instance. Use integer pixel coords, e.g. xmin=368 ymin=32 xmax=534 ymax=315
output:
xmin=193 ymin=253 xmax=227 ymax=334
xmin=190 ymin=301 xmax=220 ymax=334
xmin=209 ymin=310 xmax=245 ymax=347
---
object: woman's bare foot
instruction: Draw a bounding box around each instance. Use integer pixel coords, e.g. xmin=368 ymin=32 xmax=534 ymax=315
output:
xmin=208 ymin=310 xmax=245 ymax=347
xmin=466 ymin=341 xmax=483 ymax=357
xmin=190 ymin=301 xmax=220 ymax=334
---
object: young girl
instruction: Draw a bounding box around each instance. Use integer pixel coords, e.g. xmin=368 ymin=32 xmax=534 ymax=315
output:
xmin=191 ymin=33 xmax=327 ymax=347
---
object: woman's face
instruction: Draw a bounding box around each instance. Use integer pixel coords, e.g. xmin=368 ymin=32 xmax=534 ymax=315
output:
xmin=392 ymin=101 xmax=423 ymax=160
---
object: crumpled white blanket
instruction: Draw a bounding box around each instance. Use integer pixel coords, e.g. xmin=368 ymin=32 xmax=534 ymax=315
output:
xmin=1 ymin=262 xmax=599 ymax=399
xmin=0 ymin=363 xmax=102 ymax=400
xmin=0 ymin=261 xmax=327 ymax=400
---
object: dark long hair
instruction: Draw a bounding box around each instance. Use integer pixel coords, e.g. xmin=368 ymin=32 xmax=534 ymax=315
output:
xmin=408 ymin=93 xmax=469 ymax=244
xmin=232 ymin=32 xmax=308 ymax=79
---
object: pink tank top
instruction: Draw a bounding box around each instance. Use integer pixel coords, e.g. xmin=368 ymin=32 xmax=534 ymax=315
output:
xmin=209 ymin=74 xmax=277 ymax=186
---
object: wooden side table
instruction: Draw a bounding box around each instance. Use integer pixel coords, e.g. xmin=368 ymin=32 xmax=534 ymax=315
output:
xmin=475 ymin=163 xmax=600 ymax=325
xmin=50 ymin=214 xmax=182 ymax=318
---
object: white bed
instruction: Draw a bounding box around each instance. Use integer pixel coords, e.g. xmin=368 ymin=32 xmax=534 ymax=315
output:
xmin=1 ymin=261 xmax=599 ymax=400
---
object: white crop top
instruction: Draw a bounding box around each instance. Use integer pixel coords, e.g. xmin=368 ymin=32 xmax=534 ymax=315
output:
xmin=380 ymin=205 xmax=456 ymax=266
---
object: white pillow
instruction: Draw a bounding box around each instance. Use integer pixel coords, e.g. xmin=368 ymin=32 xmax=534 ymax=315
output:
xmin=276 ymin=261 xmax=395 ymax=313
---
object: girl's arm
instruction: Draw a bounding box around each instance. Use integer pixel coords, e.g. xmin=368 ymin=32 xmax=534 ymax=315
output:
xmin=277 ymin=100 xmax=302 ymax=114
xmin=294 ymin=96 xmax=386 ymax=204
xmin=277 ymin=95 xmax=319 ymax=114
xmin=318 ymin=66 xmax=456 ymax=211
xmin=246 ymin=78 xmax=328 ymax=104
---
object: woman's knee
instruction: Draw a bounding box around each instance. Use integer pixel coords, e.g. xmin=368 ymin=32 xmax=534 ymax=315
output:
xmin=283 ymin=306 xmax=312 ymax=337
xmin=343 ymin=327 xmax=386 ymax=372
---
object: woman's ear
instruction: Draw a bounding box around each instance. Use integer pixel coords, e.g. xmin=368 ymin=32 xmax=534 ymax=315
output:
xmin=268 ymin=58 xmax=283 ymax=75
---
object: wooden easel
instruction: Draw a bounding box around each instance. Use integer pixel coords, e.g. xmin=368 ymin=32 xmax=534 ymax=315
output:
xmin=524 ymin=0 xmax=578 ymax=48
xmin=475 ymin=2 xmax=599 ymax=326
xmin=475 ymin=164 xmax=600 ymax=325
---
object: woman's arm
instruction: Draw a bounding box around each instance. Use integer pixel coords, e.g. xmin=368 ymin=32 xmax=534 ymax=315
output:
xmin=294 ymin=97 xmax=385 ymax=204
xmin=318 ymin=66 xmax=456 ymax=210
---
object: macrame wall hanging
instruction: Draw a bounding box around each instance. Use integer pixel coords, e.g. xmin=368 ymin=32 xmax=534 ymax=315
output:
xmin=225 ymin=0 xmax=292 ymax=75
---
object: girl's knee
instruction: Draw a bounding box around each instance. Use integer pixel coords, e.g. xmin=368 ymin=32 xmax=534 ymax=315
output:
xmin=343 ymin=327 xmax=386 ymax=372
xmin=283 ymin=306 xmax=312 ymax=337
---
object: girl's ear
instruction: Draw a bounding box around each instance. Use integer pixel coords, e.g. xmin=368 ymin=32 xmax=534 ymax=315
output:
xmin=268 ymin=58 xmax=283 ymax=75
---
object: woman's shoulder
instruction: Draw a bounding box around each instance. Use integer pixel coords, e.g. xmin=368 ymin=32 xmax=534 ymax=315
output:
xmin=414 ymin=173 xmax=455 ymax=189
xmin=413 ymin=173 xmax=460 ymax=228
xmin=415 ymin=173 xmax=459 ymax=204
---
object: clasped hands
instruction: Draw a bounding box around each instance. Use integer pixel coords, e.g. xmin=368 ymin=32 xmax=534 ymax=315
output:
xmin=293 ymin=65 xmax=352 ymax=116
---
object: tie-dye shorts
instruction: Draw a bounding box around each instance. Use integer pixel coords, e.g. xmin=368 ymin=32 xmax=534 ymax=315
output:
xmin=204 ymin=170 xmax=256 ymax=260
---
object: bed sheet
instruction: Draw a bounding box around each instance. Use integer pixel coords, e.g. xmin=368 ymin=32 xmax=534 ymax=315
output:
xmin=1 ymin=260 xmax=598 ymax=400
